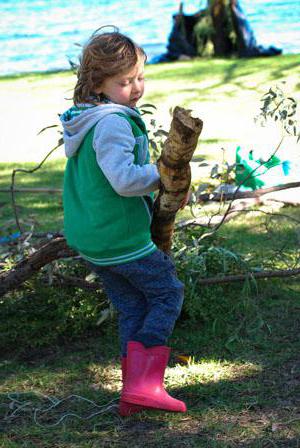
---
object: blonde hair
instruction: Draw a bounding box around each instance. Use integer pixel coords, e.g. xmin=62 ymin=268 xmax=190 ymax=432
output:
xmin=73 ymin=30 xmax=146 ymax=104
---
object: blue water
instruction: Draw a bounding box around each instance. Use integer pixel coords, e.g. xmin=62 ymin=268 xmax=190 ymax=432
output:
xmin=0 ymin=0 xmax=299 ymax=75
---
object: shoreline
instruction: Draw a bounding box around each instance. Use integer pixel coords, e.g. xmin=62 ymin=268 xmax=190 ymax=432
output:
xmin=1 ymin=53 xmax=299 ymax=81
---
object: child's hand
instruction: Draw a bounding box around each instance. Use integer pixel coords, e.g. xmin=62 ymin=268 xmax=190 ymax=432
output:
xmin=179 ymin=189 xmax=191 ymax=209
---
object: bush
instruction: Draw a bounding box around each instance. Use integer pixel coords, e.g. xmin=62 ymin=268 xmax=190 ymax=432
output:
xmin=0 ymin=272 xmax=108 ymax=354
xmin=173 ymin=229 xmax=262 ymax=341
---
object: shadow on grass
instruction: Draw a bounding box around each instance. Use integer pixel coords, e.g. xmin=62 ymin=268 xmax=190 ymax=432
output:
xmin=1 ymin=331 xmax=299 ymax=447
xmin=1 ymin=275 xmax=299 ymax=447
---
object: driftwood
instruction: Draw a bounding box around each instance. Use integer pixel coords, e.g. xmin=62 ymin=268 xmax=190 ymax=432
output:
xmin=151 ymin=106 xmax=203 ymax=253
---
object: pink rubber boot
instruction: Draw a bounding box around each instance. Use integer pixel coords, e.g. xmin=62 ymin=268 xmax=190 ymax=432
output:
xmin=121 ymin=341 xmax=187 ymax=412
xmin=119 ymin=357 xmax=146 ymax=416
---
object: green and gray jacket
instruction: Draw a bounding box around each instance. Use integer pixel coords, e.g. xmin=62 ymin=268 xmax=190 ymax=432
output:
xmin=60 ymin=103 xmax=160 ymax=265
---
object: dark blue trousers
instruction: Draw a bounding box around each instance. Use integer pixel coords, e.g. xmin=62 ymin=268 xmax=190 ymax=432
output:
xmin=88 ymin=250 xmax=184 ymax=356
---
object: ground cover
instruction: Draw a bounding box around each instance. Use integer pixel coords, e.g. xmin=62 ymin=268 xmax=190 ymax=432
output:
xmin=0 ymin=55 xmax=300 ymax=447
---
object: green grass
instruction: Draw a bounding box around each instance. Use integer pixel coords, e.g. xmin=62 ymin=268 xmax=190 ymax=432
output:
xmin=0 ymin=70 xmax=72 ymax=83
xmin=1 ymin=286 xmax=299 ymax=447
xmin=0 ymin=160 xmax=65 ymax=235
xmin=1 ymin=55 xmax=300 ymax=447
xmin=144 ymin=54 xmax=300 ymax=105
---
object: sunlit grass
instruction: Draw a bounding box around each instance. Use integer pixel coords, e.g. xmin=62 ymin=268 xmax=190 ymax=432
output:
xmin=166 ymin=359 xmax=262 ymax=388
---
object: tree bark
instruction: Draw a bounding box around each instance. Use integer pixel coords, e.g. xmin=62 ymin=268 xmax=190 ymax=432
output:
xmin=210 ymin=0 xmax=233 ymax=56
xmin=0 ymin=237 xmax=75 ymax=297
xmin=151 ymin=106 xmax=203 ymax=253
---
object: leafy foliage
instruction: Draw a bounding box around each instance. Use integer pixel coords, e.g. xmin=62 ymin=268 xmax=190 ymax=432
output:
xmin=173 ymin=228 xmax=263 ymax=346
xmin=0 ymin=261 xmax=108 ymax=354
xmin=255 ymin=84 xmax=300 ymax=141
xmin=0 ymin=228 xmax=264 ymax=354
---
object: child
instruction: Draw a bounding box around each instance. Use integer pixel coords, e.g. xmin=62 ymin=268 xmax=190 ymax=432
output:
xmin=61 ymin=29 xmax=186 ymax=416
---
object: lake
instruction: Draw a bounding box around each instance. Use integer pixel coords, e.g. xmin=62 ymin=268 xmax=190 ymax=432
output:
xmin=0 ymin=0 xmax=299 ymax=75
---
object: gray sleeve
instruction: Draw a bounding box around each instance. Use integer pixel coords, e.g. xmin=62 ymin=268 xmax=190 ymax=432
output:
xmin=92 ymin=114 xmax=160 ymax=197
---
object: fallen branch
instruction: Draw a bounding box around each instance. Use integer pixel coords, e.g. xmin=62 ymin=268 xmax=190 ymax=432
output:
xmin=0 ymin=188 xmax=62 ymax=194
xmin=42 ymin=273 xmax=103 ymax=291
xmin=38 ymin=267 xmax=300 ymax=291
xmin=196 ymin=268 xmax=300 ymax=285
xmin=1 ymin=234 xmax=299 ymax=297
xmin=0 ymin=237 xmax=75 ymax=297
xmin=2 ymin=181 xmax=299 ymax=203
xmin=197 ymin=181 xmax=300 ymax=203
xmin=177 ymin=199 xmax=300 ymax=229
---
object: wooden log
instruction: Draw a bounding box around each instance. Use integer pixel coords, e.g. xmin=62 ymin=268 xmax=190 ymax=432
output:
xmin=151 ymin=106 xmax=203 ymax=253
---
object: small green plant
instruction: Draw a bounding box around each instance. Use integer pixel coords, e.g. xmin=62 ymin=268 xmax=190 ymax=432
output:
xmin=256 ymin=84 xmax=300 ymax=141
xmin=0 ymin=261 xmax=109 ymax=353
xmin=172 ymin=228 xmax=263 ymax=345
xmin=140 ymin=103 xmax=168 ymax=161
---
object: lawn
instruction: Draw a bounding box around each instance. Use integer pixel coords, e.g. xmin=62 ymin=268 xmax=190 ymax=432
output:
xmin=0 ymin=55 xmax=300 ymax=447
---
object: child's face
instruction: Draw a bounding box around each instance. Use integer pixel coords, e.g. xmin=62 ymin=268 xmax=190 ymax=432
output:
xmin=97 ymin=57 xmax=145 ymax=108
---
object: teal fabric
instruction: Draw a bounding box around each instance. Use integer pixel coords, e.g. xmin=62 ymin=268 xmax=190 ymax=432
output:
xmin=235 ymin=146 xmax=285 ymax=191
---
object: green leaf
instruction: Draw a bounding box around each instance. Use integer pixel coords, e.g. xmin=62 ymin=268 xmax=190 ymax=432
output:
xmin=139 ymin=103 xmax=157 ymax=109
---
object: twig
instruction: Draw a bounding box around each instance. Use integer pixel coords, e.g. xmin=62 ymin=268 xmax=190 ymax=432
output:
xmin=46 ymin=273 xmax=103 ymax=291
xmin=177 ymin=206 xmax=300 ymax=229
xmin=199 ymin=135 xmax=286 ymax=240
xmin=1 ymin=188 xmax=62 ymax=194
xmin=195 ymin=268 xmax=300 ymax=285
xmin=0 ymin=237 xmax=75 ymax=297
xmin=197 ymin=181 xmax=300 ymax=203
xmin=30 ymin=267 xmax=300 ymax=290
xmin=10 ymin=138 xmax=63 ymax=234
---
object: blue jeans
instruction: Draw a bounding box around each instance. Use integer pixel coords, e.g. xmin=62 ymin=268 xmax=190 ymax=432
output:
xmin=88 ymin=250 xmax=184 ymax=356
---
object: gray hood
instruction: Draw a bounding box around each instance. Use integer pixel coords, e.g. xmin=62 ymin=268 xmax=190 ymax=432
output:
xmin=60 ymin=103 xmax=142 ymax=158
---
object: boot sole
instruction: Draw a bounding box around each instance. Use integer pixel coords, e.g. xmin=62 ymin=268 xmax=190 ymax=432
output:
xmin=121 ymin=393 xmax=187 ymax=412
